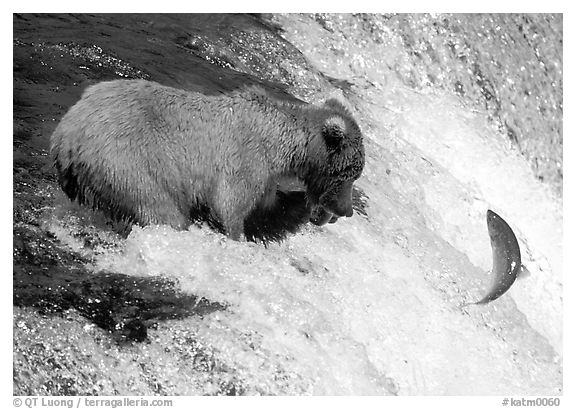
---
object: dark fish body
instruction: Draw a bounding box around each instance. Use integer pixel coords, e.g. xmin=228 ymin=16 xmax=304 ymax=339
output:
xmin=476 ymin=210 xmax=522 ymax=304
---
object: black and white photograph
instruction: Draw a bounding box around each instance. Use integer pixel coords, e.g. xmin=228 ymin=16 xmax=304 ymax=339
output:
xmin=10 ymin=8 xmax=567 ymax=404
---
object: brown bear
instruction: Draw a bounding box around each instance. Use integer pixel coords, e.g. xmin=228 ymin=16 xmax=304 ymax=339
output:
xmin=50 ymin=79 xmax=364 ymax=242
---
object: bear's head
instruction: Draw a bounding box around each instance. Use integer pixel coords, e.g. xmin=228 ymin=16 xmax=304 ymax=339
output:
xmin=305 ymin=99 xmax=365 ymax=222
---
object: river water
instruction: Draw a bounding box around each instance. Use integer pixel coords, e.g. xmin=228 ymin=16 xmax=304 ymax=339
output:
xmin=13 ymin=13 xmax=562 ymax=395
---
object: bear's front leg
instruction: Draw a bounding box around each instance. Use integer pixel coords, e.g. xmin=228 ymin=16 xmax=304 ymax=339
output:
xmin=224 ymin=219 xmax=245 ymax=241
xmin=214 ymin=179 xmax=255 ymax=241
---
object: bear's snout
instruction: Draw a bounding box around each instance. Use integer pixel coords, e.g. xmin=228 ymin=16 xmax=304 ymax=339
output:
xmin=320 ymin=181 xmax=354 ymax=218
xmin=334 ymin=204 xmax=354 ymax=218
xmin=324 ymin=202 xmax=352 ymax=218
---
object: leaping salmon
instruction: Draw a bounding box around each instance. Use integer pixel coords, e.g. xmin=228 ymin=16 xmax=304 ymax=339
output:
xmin=475 ymin=209 xmax=522 ymax=304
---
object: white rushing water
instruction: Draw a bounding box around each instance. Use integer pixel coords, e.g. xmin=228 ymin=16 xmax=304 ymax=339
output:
xmin=38 ymin=14 xmax=563 ymax=395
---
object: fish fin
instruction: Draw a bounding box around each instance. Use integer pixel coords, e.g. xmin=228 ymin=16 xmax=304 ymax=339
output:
xmin=517 ymin=264 xmax=531 ymax=280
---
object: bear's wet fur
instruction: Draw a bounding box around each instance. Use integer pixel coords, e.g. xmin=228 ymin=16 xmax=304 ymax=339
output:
xmin=51 ymin=79 xmax=364 ymax=243
xmin=173 ymin=190 xmax=312 ymax=243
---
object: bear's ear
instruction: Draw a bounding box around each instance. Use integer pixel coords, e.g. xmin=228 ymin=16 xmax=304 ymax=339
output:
xmin=322 ymin=116 xmax=346 ymax=150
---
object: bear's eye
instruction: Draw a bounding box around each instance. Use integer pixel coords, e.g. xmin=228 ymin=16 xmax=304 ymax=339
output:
xmin=339 ymin=161 xmax=364 ymax=180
